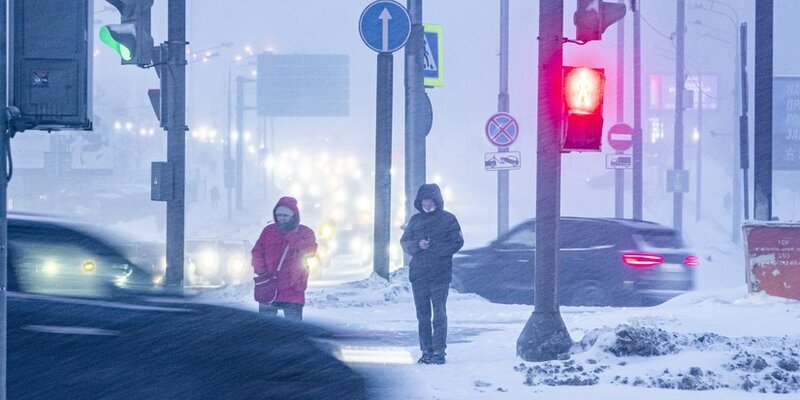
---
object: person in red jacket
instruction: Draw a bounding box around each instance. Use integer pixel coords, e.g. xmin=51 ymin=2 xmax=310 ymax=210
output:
xmin=251 ymin=197 xmax=318 ymax=321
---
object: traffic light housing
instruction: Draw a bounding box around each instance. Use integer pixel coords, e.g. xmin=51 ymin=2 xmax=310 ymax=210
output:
xmin=100 ymin=0 xmax=154 ymax=66
xmin=562 ymin=66 xmax=605 ymax=152
xmin=574 ymin=0 xmax=627 ymax=42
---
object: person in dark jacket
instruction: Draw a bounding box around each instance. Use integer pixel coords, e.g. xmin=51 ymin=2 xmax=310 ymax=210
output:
xmin=251 ymin=197 xmax=318 ymax=321
xmin=400 ymin=183 xmax=464 ymax=365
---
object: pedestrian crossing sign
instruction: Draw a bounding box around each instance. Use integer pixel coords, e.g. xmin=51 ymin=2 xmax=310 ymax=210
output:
xmin=423 ymin=24 xmax=443 ymax=87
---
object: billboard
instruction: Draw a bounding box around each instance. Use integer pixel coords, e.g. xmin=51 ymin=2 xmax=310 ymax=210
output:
xmin=773 ymin=77 xmax=800 ymax=170
xmin=648 ymin=74 xmax=718 ymax=111
xmin=257 ymin=54 xmax=349 ymax=117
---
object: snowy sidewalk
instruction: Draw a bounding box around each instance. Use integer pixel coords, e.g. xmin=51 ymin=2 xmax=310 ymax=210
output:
xmin=198 ymin=269 xmax=800 ymax=400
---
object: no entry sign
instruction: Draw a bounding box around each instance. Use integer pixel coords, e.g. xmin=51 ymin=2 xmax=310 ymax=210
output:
xmin=607 ymin=123 xmax=633 ymax=152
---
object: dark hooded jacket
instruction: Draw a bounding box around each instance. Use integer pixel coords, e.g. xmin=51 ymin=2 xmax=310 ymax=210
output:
xmin=400 ymin=184 xmax=464 ymax=284
xmin=251 ymin=197 xmax=317 ymax=304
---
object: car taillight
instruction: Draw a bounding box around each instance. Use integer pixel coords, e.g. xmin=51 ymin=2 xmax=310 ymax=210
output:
xmin=683 ymin=255 xmax=700 ymax=267
xmin=622 ymin=253 xmax=664 ymax=268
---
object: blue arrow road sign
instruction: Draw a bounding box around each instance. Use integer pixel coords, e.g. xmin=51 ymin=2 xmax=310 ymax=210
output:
xmin=359 ymin=1 xmax=411 ymax=53
xmin=485 ymin=112 xmax=520 ymax=147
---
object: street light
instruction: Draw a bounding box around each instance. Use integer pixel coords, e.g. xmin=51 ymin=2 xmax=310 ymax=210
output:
xmin=691 ymin=0 xmax=744 ymax=242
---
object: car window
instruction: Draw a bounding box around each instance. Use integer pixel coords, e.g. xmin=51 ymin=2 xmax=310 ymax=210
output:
xmin=498 ymin=226 xmax=535 ymax=249
xmin=562 ymin=221 xmax=616 ymax=249
xmin=634 ymin=229 xmax=684 ymax=249
xmin=9 ymin=227 xmax=146 ymax=298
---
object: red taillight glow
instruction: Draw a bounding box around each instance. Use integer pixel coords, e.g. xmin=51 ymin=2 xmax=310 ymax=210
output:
xmin=622 ymin=253 xmax=664 ymax=268
xmin=683 ymin=255 xmax=700 ymax=267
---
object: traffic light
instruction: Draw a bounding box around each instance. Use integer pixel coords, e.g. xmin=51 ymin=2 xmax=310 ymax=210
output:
xmin=562 ymin=66 xmax=605 ymax=152
xmin=574 ymin=0 xmax=627 ymax=42
xmin=100 ymin=0 xmax=154 ymax=66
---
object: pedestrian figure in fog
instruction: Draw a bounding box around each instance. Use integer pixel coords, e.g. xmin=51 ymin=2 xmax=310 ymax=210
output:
xmin=251 ymin=196 xmax=317 ymax=321
xmin=210 ymin=186 xmax=221 ymax=210
xmin=400 ymin=183 xmax=464 ymax=365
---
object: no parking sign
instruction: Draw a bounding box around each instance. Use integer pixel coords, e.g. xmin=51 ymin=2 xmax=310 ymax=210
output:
xmin=485 ymin=112 xmax=519 ymax=147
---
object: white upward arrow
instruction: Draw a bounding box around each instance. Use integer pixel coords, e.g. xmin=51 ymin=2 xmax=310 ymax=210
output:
xmin=379 ymin=8 xmax=392 ymax=51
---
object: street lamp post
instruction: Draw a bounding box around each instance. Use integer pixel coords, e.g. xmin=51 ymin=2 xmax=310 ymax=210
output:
xmin=225 ymin=53 xmax=258 ymax=217
xmin=692 ymin=0 xmax=743 ymax=241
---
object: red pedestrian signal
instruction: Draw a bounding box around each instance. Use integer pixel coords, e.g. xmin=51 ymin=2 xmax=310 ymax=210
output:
xmin=574 ymin=0 xmax=627 ymax=42
xmin=562 ymin=66 xmax=605 ymax=152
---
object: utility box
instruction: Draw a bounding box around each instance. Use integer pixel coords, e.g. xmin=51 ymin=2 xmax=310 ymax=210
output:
xmin=10 ymin=0 xmax=93 ymax=131
xmin=151 ymin=161 xmax=173 ymax=202
xmin=742 ymin=222 xmax=800 ymax=301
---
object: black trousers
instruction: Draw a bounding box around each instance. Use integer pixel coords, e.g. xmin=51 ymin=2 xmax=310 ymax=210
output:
xmin=411 ymin=281 xmax=449 ymax=353
xmin=259 ymin=302 xmax=303 ymax=321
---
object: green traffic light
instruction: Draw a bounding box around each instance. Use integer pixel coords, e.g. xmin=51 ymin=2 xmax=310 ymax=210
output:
xmin=99 ymin=25 xmax=132 ymax=61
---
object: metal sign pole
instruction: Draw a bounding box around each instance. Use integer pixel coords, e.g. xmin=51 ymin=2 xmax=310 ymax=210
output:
xmin=374 ymin=52 xmax=393 ymax=280
xmin=497 ymin=0 xmax=510 ymax=236
xmin=360 ymin=1 xmax=410 ymax=279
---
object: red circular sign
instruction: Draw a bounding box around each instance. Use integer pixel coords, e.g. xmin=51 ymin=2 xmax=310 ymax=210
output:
xmin=485 ymin=113 xmax=520 ymax=147
xmin=607 ymin=123 xmax=633 ymax=152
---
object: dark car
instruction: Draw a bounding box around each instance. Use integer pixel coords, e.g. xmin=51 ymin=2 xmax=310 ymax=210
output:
xmin=451 ymin=217 xmax=698 ymax=306
xmin=7 ymin=212 xmax=162 ymax=298
xmin=4 ymin=213 xmax=371 ymax=399
xmin=8 ymin=293 xmax=368 ymax=400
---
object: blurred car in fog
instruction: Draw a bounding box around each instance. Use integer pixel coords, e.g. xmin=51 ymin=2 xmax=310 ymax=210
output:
xmin=5 ymin=213 xmax=371 ymax=399
xmin=8 ymin=293 xmax=369 ymax=400
xmin=7 ymin=212 xmax=163 ymax=298
xmin=184 ymin=239 xmax=252 ymax=286
xmin=122 ymin=239 xmax=252 ymax=287
xmin=451 ymin=217 xmax=698 ymax=306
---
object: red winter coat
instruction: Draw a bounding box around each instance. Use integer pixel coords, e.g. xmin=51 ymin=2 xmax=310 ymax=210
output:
xmin=251 ymin=197 xmax=317 ymax=305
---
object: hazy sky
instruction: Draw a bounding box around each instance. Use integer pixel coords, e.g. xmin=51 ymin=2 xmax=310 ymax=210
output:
xmin=13 ymin=0 xmax=800 ymax=246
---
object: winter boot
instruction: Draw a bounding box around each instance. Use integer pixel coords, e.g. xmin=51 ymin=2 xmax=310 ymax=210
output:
xmin=430 ymin=351 xmax=446 ymax=365
xmin=417 ymin=351 xmax=434 ymax=364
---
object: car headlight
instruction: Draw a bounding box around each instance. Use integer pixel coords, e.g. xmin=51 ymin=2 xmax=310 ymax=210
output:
xmin=82 ymin=260 xmax=96 ymax=273
xmin=228 ymin=256 xmax=246 ymax=275
xmin=42 ymin=261 xmax=59 ymax=276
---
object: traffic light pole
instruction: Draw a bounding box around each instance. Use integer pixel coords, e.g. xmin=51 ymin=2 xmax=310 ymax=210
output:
xmin=739 ymin=23 xmax=750 ymax=222
xmin=673 ymin=0 xmax=685 ymax=235
xmin=404 ymin=0 xmax=425 ymax=237
xmin=0 ymin=0 xmax=7 ymax=396
xmin=615 ymin=0 xmax=625 ymax=219
xmin=225 ymin=64 xmax=233 ymax=220
xmin=754 ymin=1 xmax=772 ymax=221
xmin=696 ymin=76 xmax=703 ymax=222
xmin=517 ymin=0 xmax=572 ymax=362
xmin=164 ymin=0 xmax=187 ymax=291
xmin=497 ymin=0 xmax=510 ymax=236
xmin=236 ymin=76 xmax=244 ymax=212
xmin=632 ymin=2 xmax=643 ymax=220
xmin=732 ymin=23 xmax=743 ymax=241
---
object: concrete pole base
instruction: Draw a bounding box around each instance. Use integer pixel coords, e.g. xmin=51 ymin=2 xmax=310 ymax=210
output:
xmin=516 ymin=311 xmax=573 ymax=361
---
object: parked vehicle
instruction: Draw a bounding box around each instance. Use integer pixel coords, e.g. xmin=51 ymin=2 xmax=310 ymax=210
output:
xmin=451 ymin=217 xmax=698 ymax=306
